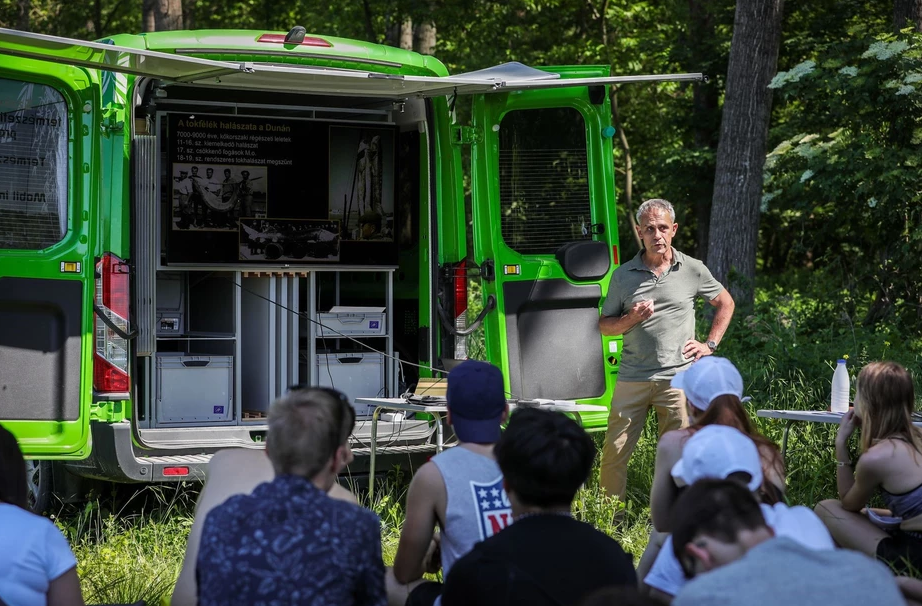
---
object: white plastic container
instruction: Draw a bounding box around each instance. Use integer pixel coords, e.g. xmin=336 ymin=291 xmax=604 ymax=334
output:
xmin=318 ymin=306 xmax=386 ymax=337
xmin=315 ymin=352 xmax=386 ymax=417
xmin=831 ymin=359 xmax=850 ymax=413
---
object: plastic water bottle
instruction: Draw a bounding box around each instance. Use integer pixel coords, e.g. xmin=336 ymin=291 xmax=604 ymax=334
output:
xmin=831 ymin=359 xmax=850 ymax=413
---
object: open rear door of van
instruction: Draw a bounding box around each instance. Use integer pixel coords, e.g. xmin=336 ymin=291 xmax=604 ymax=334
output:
xmin=0 ymin=51 xmax=99 ymax=457
xmin=468 ymin=66 xmax=704 ymax=427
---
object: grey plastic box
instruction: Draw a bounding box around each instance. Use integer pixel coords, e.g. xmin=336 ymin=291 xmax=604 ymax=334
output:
xmin=318 ymin=306 xmax=386 ymax=337
xmin=155 ymin=354 xmax=234 ymax=424
xmin=315 ymin=352 xmax=385 ymax=417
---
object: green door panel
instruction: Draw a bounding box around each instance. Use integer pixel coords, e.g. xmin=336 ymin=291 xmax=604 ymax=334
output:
xmin=470 ymin=68 xmax=621 ymax=425
xmin=0 ymin=54 xmax=97 ymax=458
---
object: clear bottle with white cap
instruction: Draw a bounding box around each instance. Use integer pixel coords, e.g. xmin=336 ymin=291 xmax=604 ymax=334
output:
xmin=830 ymin=359 xmax=850 ymax=413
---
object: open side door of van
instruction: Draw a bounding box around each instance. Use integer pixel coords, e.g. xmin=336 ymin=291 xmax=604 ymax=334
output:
xmin=468 ymin=66 xmax=704 ymax=424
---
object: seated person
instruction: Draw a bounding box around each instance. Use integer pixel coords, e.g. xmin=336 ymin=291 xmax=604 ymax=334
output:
xmin=815 ymin=361 xmax=922 ymax=575
xmin=643 ymin=425 xmax=833 ymax=603
xmin=670 ymin=479 xmax=904 ymax=606
xmin=0 ymin=425 xmax=85 ymax=606
xmin=195 ymin=387 xmax=385 ymax=606
xmin=640 ymin=357 xmax=785 ymax=589
xmin=171 ymin=446 xmax=357 ymax=606
xmin=387 ymin=360 xmax=511 ymax=606
xmin=441 ymin=408 xmax=637 ymax=606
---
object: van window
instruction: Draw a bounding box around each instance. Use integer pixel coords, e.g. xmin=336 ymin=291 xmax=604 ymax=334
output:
xmin=0 ymin=78 xmax=68 ymax=250
xmin=498 ymin=106 xmax=591 ymax=256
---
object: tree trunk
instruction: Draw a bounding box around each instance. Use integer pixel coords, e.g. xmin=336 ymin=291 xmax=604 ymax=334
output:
xmin=706 ymin=0 xmax=784 ymax=305
xmin=415 ymin=20 xmax=436 ymax=55
xmin=361 ymin=0 xmax=376 ymax=41
xmin=894 ymin=0 xmax=922 ymax=32
xmin=399 ymin=17 xmax=413 ymax=50
xmin=143 ymin=0 xmax=183 ymax=32
xmin=610 ymin=89 xmax=642 ymax=252
xmin=16 ymin=0 xmax=30 ymax=31
xmin=689 ymin=0 xmax=719 ymax=261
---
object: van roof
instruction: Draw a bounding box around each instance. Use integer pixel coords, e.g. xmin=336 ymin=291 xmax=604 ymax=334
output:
xmin=103 ymin=29 xmax=450 ymax=78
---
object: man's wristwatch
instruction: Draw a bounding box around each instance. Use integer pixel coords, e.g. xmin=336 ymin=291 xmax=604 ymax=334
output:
xmin=706 ymin=340 xmax=718 ymax=353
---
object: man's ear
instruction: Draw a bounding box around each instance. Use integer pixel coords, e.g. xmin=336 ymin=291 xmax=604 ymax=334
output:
xmin=684 ymin=542 xmax=712 ymax=573
xmin=500 ymin=406 xmax=509 ymax=424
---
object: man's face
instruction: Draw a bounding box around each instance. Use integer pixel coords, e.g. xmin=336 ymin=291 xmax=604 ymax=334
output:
xmin=681 ymin=533 xmax=748 ymax=578
xmin=191 ymin=167 xmax=199 ymax=174
xmin=206 ymin=169 xmax=214 ymax=178
xmin=636 ymin=209 xmax=677 ymax=256
xmin=224 ymin=170 xmax=231 ymax=178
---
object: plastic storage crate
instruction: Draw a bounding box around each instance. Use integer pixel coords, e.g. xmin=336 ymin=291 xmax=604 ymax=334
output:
xmin=318 ymin=306 xmax=386 ymax=337
xmin=155 ymin=354 xmax=234 ymax=424
xmin=315 ymin=352 xmax=385 ymax=417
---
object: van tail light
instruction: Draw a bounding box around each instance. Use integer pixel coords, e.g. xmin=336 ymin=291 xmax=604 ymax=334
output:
xmin=94 ymin=253 xmax=130 ymax=393
xmin=453 ymin=260 xmax=468 ymax=360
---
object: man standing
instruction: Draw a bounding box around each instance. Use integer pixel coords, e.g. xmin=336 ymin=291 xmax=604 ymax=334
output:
xmin=196 ymin=388 xmax=385 ymax=606
xmin=387 ymin=360 xmax=512 ymax=606
xmin=598 ymin=198 xmax=735 ymax=500
xmin=441 ymin=408 xmax=637 ymax=606
xmin=670 ymin=479 xmax=905 ymax=606
xmin=174 ymin=170 xmax=194 ymax=229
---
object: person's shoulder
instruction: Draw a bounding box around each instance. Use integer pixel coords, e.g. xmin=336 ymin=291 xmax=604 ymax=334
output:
xmin=412 ymin=459 xmax=447 ymax=486
xmin=673 ymin=249 xmax=706 ymax=271
xmin=657 ymin=428 xmax=690 ymax=455
xmin=674 ymin=572 xmax=737 ymax=606
xmin=0 ymin=503 xmax=56 ymax=533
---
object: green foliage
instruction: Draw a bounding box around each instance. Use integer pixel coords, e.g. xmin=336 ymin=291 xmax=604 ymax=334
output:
xmin=763 ymin=30 xmax=922 ymax=329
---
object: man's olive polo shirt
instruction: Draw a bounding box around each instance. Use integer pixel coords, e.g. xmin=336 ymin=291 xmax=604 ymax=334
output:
xmin=601 ymin=248 xmax=724 ymax=382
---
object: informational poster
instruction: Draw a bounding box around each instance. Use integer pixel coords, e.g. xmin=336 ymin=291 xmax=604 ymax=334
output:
xmin=164 ymin=113 xmax=397 ymax=266
xmin=0 ymin=78 xmax=68 ymax=251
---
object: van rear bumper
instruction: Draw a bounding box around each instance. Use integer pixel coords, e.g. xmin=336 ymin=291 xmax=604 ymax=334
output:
xmin=63 ymin=422 xmax=211 ymax=483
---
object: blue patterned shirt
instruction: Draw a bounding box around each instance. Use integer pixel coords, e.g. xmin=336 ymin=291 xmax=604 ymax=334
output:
xmin=196 ymin=475 xmax=386 ymax=606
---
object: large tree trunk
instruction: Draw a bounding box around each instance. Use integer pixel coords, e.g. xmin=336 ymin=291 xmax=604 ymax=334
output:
xmin=689 ymin=0 xmax=719 ymax=261
xmin=399 ymin=17 xmax=413 ymax=50
xmin=706 ymin=0 xmax=784 ymax=305
xmin=894 ymin=0 xmax=922 ymax=32
xmin=17 ymin=0 xmax=29 ymax=30
xmin=143 ymin=0 xmax=183 ymax=32
xmin=415 ymin=20 xmax=436 ymax=55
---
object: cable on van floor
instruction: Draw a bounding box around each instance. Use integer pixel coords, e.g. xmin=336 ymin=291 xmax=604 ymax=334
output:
xmin=225 ymin=277 xmax=521 ymax=401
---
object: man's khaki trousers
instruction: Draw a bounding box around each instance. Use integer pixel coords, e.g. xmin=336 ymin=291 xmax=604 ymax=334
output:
xmin=599 ymin=380 xmax=688 ymax=500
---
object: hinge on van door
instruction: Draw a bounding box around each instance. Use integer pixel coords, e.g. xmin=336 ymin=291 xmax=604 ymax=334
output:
xmin=100 ymin=106 xmax=125 ymax=137
xmin=451 ymin=125 xmax=483 ymax=146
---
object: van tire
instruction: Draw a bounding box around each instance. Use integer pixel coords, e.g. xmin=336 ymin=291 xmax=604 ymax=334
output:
xmin=26 ymin=460 xmax=53 ymax=515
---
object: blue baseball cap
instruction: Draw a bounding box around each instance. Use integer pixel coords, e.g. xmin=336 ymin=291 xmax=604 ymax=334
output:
xmin=447 ymin=360 xmax=507 ymax=444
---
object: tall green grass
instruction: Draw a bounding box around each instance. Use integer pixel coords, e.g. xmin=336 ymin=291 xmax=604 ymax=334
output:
xmin=59 ymin=277 xmax=922 ymax=604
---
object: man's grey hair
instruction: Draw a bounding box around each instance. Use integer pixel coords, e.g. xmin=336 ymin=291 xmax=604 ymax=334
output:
xmin=636 ymin=198 xmax=676 ymax=224
xmin=267 ymin=388 xmax=353 ymax=478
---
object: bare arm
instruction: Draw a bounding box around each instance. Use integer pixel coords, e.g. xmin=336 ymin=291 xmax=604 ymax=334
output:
xmin=683 ymin=289 xmax=736 ymax=360
xmin=392 ymin=462 xmax=442 ymax=584
xmin=47 ymin=567 xmax=85 ymax=606
xmin=599 ymin=300 xmax=652 ymax=336
xmin=650 ymin=431 xmax=685 ymax=532
xmin=706 ymin=289 xmax=735 ymax=345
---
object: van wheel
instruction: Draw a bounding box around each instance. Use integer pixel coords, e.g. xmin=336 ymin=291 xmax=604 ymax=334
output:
xmin=26 ymin=460 xmax=53 ymax=515
xmin=264 ymin=242 xmax=283 ymax=260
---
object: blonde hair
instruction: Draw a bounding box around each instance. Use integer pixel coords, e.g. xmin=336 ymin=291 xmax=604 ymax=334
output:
xmin=267 ymin=388 xmax=354 ymax=478
xmin=856 ymin=361 xmax=922 ymax=454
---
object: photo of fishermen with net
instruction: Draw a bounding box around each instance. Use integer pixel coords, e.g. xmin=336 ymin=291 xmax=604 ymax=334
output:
xmin=171 ymin=164 xmax=267 ymax=231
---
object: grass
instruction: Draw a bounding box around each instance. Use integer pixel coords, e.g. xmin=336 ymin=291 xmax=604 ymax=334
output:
xmin=56 ymin=278 xmax=922 ymax=605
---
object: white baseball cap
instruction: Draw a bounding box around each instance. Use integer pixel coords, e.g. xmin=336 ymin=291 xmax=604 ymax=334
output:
xmin=671 ymin=424 xmax=763 ymax=491
xmin=671 ymin=356 xmax=747 ymax=411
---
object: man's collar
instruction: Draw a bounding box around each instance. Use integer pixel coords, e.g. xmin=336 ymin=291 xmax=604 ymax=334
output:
xmin=628 ymin=247 xmax=684 ymax=271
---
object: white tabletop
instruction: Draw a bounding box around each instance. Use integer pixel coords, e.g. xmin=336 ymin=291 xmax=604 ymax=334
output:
xmin=354 ymin=398 xmax=608 ymax=415
xmin=756 ymin=410 xmax=847 ymax=424
xmin=758 ymin=409 xmax=922 ymax=426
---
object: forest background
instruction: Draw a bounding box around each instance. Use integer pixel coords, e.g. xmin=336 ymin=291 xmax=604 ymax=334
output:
xmin=1 ymin=0 xmax=922 ymax=603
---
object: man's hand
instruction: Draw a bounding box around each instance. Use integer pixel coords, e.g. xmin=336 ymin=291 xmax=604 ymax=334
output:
xmin=422 ymin=532 xmax=441 ymax=574
xmin=682 ymin=339 xmax=712 ymax=361
xmin=628 ymin=299 xmax=654 ymax=323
